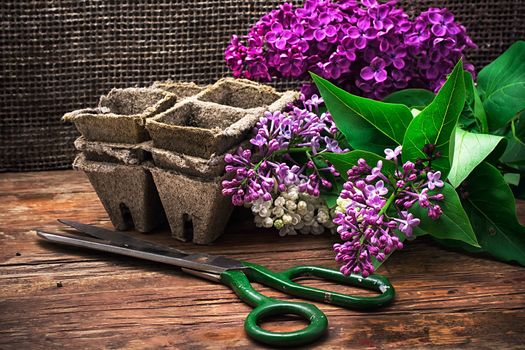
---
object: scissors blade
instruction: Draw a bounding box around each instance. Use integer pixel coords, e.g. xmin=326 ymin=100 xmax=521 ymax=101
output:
xmin=58 ymin=219 xmax=164 ymax=249
xmin=39 ymin=223 xmax=246 ymax=275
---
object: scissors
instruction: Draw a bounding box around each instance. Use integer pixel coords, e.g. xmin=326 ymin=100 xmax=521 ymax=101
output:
xmin=37 ymin=219 xmax=395 ymax=347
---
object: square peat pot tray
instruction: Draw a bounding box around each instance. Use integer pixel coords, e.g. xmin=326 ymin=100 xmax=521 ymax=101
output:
xmin=64 ymin=87 xmax=177 ymax=143
xmin=146 ymin=78 xmax=297 ymax=158
xmin=73 ymin=153 xmax=166 ymax=233
xmin=67 ymin=79 xmax=298 ymax=244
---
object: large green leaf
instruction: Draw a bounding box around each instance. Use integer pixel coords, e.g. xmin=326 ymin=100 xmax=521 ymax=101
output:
xmin=500 ymin=112 xmax=525 ymax=171
xmin=460 ymin=71 xmax=488 ymax=133
xmin=448 ymin=128 xmax=504 ymax=187
xmin=310 ymin=72 xmax=413 ymax=155
xmin=402 ymin=60 xmax=465 ymax=178
xmin=322 ymin=151 xmax=396 ymax=180
xmin=477 ymin=41 xmax=525 ymax=130
xmin=411 ymin=183 xmax=479 ymax=247
xmin=382 ymin=88 xmax=435 ymax=109
xmin=462 ymin=162 xmax=525 ymax=265
xmin=500 ymin=137 xmax=525 ymax=171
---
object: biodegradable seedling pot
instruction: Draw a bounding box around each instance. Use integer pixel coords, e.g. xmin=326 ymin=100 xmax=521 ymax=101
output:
xmin=63 ymin=87 xmax=178 ymax=143
xmin=146 ymin=78 xmax=298 ymax=158
xmin=146 ymin=140 xmax=250 ymax=179
xmin=197 ymin=77 xmax=283 ymax=109
xmin=147 ymin=145 xmax=226 ymax=179
xmin=73 ymin=154 xmax=166 ymax=232
xmin=74 ymin=136 xmax=150 ymax=165
xmin=149 ymin=167 xmax=233 ymax=244
xmin=150 ymin=80 xmax=205 ymax=100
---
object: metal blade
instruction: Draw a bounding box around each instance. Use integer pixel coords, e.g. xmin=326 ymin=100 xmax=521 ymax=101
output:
xmin=58 ymin=219 xmax=189 ymax=257
xmin=59 ymin=219 xmax=161 ymax=248
xmin=39 ymin=228 xmax=246 ymax=276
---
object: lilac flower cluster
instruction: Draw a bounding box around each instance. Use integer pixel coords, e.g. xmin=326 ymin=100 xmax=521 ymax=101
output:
xmin=225 ymin=0 xmax=476 ymax=99
xmin=222 ymin=95 xmax=345 ymax=206
xmin=333 ymin=145 xmax=445 ymax=277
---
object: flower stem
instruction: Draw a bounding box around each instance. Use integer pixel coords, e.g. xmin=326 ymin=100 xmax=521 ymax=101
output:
xmin=379 ymin=191 xmax=396 ymax=216
xmin=274 ymin=147 xmax=310 ymax=155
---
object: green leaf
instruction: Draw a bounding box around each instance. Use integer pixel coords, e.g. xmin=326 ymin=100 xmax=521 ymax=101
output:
xmin=448 ymin=128 xmax=504 ymax=187
xmin=504 ymin=173 xmax=521 ymax=186
xmin=321 ymin=193 xmax=339 ymax=208
xmin=310 ymin=72 xmax=413 ymax=155
xmin=461 ymin=71 xmax=488 ymax=133
xmin=322 ymin=151 xmax=396 ymax=180
xmin=500 ymin=113 xmax=525 ymax=171
xmin=514 ymin=110 xmax=525 ymax=141
xmin=382 ymin=88 xmax=435 ymax=109
xmin=478 ymin=41 xmax=525 ymax=131
xmin=500 ymin=137 xmax=525 ymax=171
xmin=410 ymin=183 xmax=480 ymax=247
xmin=462 ymin=162 xmax=525 ymax=265
xmin=402 ymin=60 xmax=466 ymax=178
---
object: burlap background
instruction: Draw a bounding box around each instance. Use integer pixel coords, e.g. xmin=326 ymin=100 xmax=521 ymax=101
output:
xmin=1 ymin=0 xmax=524 ymax=171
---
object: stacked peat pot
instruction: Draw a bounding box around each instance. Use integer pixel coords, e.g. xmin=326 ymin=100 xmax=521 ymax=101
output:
xmin=64 ymin=79 xmax=297 ymax=244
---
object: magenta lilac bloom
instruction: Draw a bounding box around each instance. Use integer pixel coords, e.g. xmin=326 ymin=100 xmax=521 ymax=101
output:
xmin=222 ymin=95 xmax=346 ymax=206
xmin=224 ymin=0 xmax=476 ymax=99
xmin=333 ymin=146 xmax=445 ymax=277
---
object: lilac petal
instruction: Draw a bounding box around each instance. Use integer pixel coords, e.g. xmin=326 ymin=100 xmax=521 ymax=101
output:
xmin=265 ymin=32 xmax=278 ymax=43
xmin=309 ymin=18 xmax=321 ymax=29
xmin=360 ymin=66 xmax=375 ymax=81
xmin=425 ymin=66 xmax=440 ymax=80
xmin=287 ymin=35 xmax=299 ymax=45
xmin=375 ymin=69 xmax=387 ymax=82
xmin=304 ymin=0 xmax=317 ymax=12
xmin=443 ymin=11 xmax=454 ymax=24
xmin=379 ymin=39 xmax=389 ymax=52
xmin=420 ymin=29 xmax=431 ymax=41
xmin=431 ymin=23 xmax=447 ymax=37
xmin=393 ymin=58 xmax=405 ymax=69
xmin=297 ymin=41 xmax=309 ymax=52
xmin=448 ymin=25 xmax=461 ymax=35
xmin=373 ymin=20 xmax=383 ymax=31
xmin=371 ymin=57 xmax=386 ymax=69
xmin=303 ymin=28 xmax=315 ymax=40
xmin=346 ymin=27 xmax=360 ymax=39
xmin=292 ymin=23 xmax=304 ymax=35
xmin=290 ymin=64 xmax=303 ymax=77
xmin=325 ymin=25 xmax=338 ymax=37
xmin=319 ymin=12 xmax=331 ymax=25
xmin=405 ymin=34 xmax=419 ymax=45
xmin=378 ymin=5 xmax=389 ymax=19
xmin=398 ymin=20 xmax=412 ymax=33
xmin=383 ymin=19 xmax=394 ymax=32
xmin=428 ymin=12 xmax=442 ymax=24
xmin=275 ymin=38 xmax=287 ymax=50
xmin=271 ymin=22 xmax=284 ymax=32
xmin=344 ymin=50 xmax=356 ymax=61
xmin=314 ymin=29 xmax=326 ymax=41
xmin=355 ymin=36 xmax=367 ymax=49
xmin=357 ymin=17 xmax=370 ymax=31
xmin=364 ymin=28 xmax=378 ymax=40
xmin=282 ymin=30 xmax=293 ymax=40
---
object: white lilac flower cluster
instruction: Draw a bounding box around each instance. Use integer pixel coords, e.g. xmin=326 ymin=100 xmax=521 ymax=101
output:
xmin=247 ymin=185 xmax=336 ymax=236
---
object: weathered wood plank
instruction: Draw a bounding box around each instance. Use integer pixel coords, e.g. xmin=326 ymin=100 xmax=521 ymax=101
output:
xmin=0 ymin=170 xmax=524 ymax=349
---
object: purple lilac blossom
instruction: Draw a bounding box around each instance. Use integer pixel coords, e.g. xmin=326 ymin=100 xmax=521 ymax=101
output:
xmin=222 ymin=95 xmax=345 ymax=206
xmin=224 ymin=0 xmax=476 ymax=99
xmin=333 ymin=146 xmax=444 ymax=277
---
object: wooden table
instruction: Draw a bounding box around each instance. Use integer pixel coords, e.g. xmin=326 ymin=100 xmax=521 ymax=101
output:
xmin=1 ymin=170 xmax=524 ymax=349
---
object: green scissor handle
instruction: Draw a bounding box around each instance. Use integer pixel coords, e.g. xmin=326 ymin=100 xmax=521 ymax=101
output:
xmin=220 ymin=262 xmax=395 ymax=347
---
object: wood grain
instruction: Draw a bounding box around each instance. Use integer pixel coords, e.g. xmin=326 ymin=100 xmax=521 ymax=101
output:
xmin=1 ymin=170 xmax=524 ymax=349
